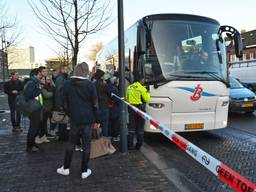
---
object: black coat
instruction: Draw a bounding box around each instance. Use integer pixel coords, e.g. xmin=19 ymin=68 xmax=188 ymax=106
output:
xmin=94 ymin=79 xmax=111 ymax=109
xmin=62 ymin=77 xmax=100 ymax=125
xmin=3 ymin=79 xmax=24 ymax=105
xmin=54 ymin=73 xmax=68 ymax=109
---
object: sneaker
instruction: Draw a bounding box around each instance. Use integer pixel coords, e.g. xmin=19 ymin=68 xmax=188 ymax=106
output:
xmin=113 ymin=137 xmax=120 ymax=142
xmin=135 ymin=143 xmax=142 ymax=150
xmin=75 ymin=145 xmax=83 ymax=152
xmin=81 ymin=169 xmax=92 ymax=179
xmin=49 ymin=130 xmax=56 ymax=136
xmin=12 ymin=126 xmax=22 ymax=133
xmin=35 ymin=136 xmax=43 ymax=144
xmin=46 ymin=133 xmax=55 ymax=139
xmin=57 ymin=166 xmax=70 ymax=176
xmin=41 ymin=135 xmax=50 ymax=143
xmin=26 ymin=146 xmax=40 ymax=153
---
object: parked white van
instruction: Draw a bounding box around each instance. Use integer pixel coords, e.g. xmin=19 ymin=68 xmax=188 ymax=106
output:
xmin=229 ymin=60 xmax=256 ymax=91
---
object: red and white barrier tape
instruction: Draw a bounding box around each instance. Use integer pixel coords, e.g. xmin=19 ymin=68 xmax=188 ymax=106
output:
xmin=112 ymin=93 xmax=256 ymax=192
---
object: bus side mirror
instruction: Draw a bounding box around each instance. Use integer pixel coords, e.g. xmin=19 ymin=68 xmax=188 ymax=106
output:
xmin=234 ymin=33 xmax=243 ymax=58
xmin=218 ymin=25 xmax=243 ymax=58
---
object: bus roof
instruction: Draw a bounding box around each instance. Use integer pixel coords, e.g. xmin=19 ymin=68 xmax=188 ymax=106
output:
xmin=141 ymin=13 xmax=219 ymax=25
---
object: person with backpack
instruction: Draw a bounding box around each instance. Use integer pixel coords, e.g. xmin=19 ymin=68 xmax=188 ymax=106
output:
xmin=3 ymin=71 xmax=24 ymax=133
xmin=24 ymin=68 xmax=43 ymax=152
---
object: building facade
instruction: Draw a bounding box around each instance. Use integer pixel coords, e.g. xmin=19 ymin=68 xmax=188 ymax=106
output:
xmin=227 ymin=29 xmax=256 ymax=63
xmin=45 ymin=58 xmax=70 ymax=70
xmin=7 ymin=46 xmax=36 ymax=76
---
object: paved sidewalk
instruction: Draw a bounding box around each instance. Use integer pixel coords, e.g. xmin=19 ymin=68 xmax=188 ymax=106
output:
xmin=0 ymin=109 xmax=178 ymax=191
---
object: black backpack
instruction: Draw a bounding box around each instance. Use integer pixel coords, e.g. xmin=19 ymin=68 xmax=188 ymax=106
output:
xmin=14 ymin=91 xmax=41 ymax=116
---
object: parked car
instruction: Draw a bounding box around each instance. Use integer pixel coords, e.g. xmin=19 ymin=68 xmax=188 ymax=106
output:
xmin=229 ymin=76 xmax=256 ymax=114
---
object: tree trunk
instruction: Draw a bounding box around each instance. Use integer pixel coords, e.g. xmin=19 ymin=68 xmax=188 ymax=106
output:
xmin=72 ymin=50 xmax=78 ymax=69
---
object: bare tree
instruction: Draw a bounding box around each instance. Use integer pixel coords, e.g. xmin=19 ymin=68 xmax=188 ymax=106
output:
xmin=0 ymin=0 xmax=22 ymax=43
xmin=0 ymin=0 xmax=23 ymax=79
xmin=86 ymin=41 xmax=104 ymax=63
xmin=29 ymin=0 xmax=112 ymax=68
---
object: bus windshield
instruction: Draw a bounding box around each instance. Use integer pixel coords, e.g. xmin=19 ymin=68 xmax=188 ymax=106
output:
xmin=142 ymin=20 xmax=227 ymax=84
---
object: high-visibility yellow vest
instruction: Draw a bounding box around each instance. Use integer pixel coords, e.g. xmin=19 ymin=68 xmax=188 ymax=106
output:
xmin=126 ymin=82 xmax=150 ymax=105
xmin=35 ymin=94 xmax=44 ymax=106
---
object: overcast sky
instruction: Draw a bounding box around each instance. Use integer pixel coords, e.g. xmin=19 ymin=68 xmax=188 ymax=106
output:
xmin=6 ymin=0 xmax=256 ymax=65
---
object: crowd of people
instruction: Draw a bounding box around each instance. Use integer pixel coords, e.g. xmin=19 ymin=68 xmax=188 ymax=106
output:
xmin=3 ymin=62 xmax=151 ymax=179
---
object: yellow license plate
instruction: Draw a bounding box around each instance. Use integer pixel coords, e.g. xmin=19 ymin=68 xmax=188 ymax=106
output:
xmin=185 ymin=123 xmax=204 ymax=130
xmin=242 ymin=103 xmax=254 ymax=108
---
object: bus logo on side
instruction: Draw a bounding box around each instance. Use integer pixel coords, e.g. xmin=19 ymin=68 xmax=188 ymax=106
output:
xmin=191 ymin=84 xmax=203 ymax=101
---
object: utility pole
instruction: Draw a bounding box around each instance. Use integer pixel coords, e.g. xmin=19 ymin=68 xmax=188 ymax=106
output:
xmin=117 ymin=0 xmax=128 ymax=153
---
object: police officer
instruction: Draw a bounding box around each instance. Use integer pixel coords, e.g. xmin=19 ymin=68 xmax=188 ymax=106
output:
xmin=126 ymin=75 xmax=150 ymax=150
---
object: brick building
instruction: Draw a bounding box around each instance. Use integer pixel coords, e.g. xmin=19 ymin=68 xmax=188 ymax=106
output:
xmin=227 ymin=29 xmax=256 ymax=63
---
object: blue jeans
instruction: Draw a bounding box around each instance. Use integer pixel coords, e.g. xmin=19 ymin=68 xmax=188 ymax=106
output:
xmin=99 ymin=109 xmax=109 ymax=137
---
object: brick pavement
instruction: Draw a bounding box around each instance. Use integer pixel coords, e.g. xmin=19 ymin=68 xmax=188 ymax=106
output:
xmin=0 ymin=97 xmax=178 ymax=192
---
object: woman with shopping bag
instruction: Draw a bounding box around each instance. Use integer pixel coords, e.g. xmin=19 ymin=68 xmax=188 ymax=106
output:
xmin=57 ymin=62 xmax=100 ymax=179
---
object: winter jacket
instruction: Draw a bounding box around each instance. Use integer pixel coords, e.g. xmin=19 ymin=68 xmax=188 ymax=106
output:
xmin=54 ymin=73 xmax=68 ymax=110
xmin=62 ymin=76 xmax=100 ymax=125
xmin=94 ymin=79 xmax=111 ymax=109
xmin=109 ymin=83 xmax=120 ymax=119
xmin=41 ymin=83 xmax=54 ymax=112
xmin=23 ymin=76 xmax=41 ymax=100
xmin=3 ymin=79 xmax=24 ymax=105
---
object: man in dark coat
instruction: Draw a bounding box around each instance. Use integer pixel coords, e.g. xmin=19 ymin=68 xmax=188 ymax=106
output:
xmin=3 ymin=71 xmax=24 ymax=132
xmin=54 ymin=65 xmax=69 ymax=141
xmin=57 ymin=62 xmax=100 ymax=179
xmin=94 ymin=69 xmax=111 ymax=137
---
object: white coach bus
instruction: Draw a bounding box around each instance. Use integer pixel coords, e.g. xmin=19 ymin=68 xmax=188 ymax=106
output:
xmin=97 ymin=14 xmax=243 ymax=132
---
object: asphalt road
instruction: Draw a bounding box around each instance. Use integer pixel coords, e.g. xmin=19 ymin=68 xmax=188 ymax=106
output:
xmin=143 ymin=112 xmax=256 ymax=192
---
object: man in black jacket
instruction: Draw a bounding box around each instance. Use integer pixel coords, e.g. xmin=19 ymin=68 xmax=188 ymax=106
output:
xmin=57 ymin=62 xmax=100 ymax=179
xmin=54 ymin=65 xmax=69 ymax=141
xmin=94 ymin=69 xmax=111 ymax=137
xmin=3 ymin=71 xmax=24 ymax=132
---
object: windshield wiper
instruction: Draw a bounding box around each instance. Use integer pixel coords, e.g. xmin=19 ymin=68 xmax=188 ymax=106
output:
xmin=184 ymin=71 xmax=228 ymax=86
xmin=153 ymin=74 xmax=203 ymax=88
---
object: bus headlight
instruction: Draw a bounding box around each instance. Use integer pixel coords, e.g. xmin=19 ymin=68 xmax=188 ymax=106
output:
xmin=149 ymin=103 xmax=165 ymax=109
xmin=221 ymin=101 xmax=229 ymax=106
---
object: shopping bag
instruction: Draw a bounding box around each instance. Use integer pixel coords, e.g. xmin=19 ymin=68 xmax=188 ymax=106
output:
xmin=90 ymin=137 xmax=116 ymax=159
